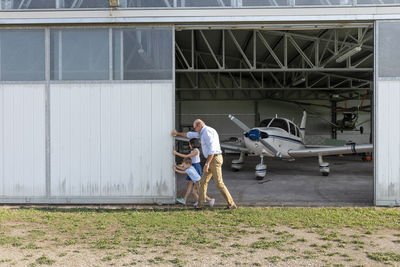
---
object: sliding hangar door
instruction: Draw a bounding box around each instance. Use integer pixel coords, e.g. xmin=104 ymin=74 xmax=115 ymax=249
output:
xmin=0 ymin=26 xmax=176 ymax=204
xmin=375 ymin=21 xmax=400 ymax=206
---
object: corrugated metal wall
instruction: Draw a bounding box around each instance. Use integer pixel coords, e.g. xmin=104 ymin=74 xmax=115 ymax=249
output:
xmin=0 ymin=84 xmax=46 ymax=198
xmin=375 ymin=80 xmax=400 ymax=205
xmin=375 ymin=21 xmax=400 ymax=206
xmin=50 ymin=82 xmax=175 ymax=203
xmin=0 ymin=82 xmax=175 ymax=204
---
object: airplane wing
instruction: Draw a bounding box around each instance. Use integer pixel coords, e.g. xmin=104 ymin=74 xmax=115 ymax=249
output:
xmin=288 ymin=144 xmax=373 ymax=158
xmin=220 ymin=142 xmax=249 ymax=153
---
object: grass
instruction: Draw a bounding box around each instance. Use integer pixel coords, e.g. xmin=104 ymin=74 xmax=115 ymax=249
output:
xmin=0 ymin=207 xmax=399 ymax=249
xmin=34 ymin=255 xmax=55 ymax=265
xmin=0 ymin=207 xmax=399 ymax=265
xmin=366 ymin=251 xmax=400 ymax=263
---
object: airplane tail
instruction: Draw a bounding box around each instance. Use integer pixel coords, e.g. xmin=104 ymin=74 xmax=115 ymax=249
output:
xmin=300 ymin=110 xmax=307 ymax=140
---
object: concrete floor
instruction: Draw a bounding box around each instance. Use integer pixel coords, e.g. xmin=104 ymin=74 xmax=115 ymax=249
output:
xmin=176 ymin=154 xmax=374 ymax=207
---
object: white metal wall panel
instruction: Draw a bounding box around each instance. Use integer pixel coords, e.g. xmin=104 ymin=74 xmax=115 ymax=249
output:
xmin=0 ymin=84 xmax=46 ymax=197
xmin=50 ymin=82 xmax=174 ymax=202
xmin=375 ymin=80 xmax=400 ymax=205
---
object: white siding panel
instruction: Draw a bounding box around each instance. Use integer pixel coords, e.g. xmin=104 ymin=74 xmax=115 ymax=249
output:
xmin=376 ymin=80 xmax=400 ymax=204
xmin=0 ymin=84 xmax=46 ymax=197
xmin=0 ymin=86 xmax=3 ymax=195
xmin=152 ymin=83 xmax=175 ymax=196
xmin=100 ymin=83 xmax=111 ymax=196
xmin=50 ymin=82 xmax=174 ymax=201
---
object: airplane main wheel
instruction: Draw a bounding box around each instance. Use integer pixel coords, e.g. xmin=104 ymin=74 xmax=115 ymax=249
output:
xmin=255 ymin=176 xmax=264 ymax=180
xmin=232 ymin=168 xmax=239 ymax=172
xmin=322 ymin=172 xmax=329 ymax=177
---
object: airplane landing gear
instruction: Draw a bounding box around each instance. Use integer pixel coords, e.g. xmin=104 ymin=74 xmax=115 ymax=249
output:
xmin=231 ymin=152 xmax=245 ymax=171
xmin=255 ymin=156 xmax=267 ymax=180
xmin=318 ymin=154 xmax=330 ymax=176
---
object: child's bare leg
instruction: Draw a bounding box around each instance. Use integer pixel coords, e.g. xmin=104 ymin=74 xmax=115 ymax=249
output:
xmin=193 ymin=183 xmax=212 ymax=202
xmin=183 ymin=181 xmax=194 ymax=201
xmin=192 ymin=183 xmax=199 ymax=201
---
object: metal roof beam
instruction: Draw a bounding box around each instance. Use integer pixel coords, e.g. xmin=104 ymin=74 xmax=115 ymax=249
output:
xmin=199 ymin=30 xmax=223 ymax=69
xmin=176 ymin=68 xmax=372 ymax=72
xmin=227 ymin=30 xmax=253 ymax=69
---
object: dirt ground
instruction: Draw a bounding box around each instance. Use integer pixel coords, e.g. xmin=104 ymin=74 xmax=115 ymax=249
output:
xmin=0 ymin=225 xmax=398 ymax=266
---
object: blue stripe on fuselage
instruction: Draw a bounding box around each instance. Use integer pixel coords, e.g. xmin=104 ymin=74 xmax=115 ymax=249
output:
xmin=268 ymin=134 xmax=304 ymax=145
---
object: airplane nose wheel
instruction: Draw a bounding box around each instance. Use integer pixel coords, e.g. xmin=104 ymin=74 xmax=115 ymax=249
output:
xmin=255 ymin=156 xmax=267 ymax=180
xmin=318 ymin=155 xmax=330 ymax=177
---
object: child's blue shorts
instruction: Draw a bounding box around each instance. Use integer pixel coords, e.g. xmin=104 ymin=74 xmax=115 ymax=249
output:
xmin=186 ymin=162 xmax=202 ymax=181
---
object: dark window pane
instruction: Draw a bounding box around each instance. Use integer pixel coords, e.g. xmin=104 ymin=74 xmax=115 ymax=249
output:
xmin=113 ymin=28 xmax=172 ymax=80
xmin=51 ymin=29 xmax=109 ymax=80
xmin=1 ymin=30 xmax=45 ymax=81
xmin=126 ymin=0 xmax=173 ymax=7
xmin=259 ymin=119 xmax=272 ymax=127
xmin=378 ymin=22 xmax=400 ymax=77
xmin=289 ymin=122 xmax=296 ymax=135
xmin=269 ymin=118 xmax=289 ymax=132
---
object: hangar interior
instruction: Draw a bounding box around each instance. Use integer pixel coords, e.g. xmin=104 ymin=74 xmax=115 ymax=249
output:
xmin=174 ymin=24 xmax=374 ymax=205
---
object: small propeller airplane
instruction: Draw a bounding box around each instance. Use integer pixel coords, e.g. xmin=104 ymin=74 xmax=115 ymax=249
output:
xmin=223 ymin=111 xmax=373 ymax=179
xmin=175 ymin=111 xmax=373 ymax=179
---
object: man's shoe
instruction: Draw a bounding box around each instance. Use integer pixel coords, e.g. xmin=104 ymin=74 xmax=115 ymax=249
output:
xmin=176 ymin=198 xmax=186 ymax=205
xmin=209 ymin=198 xmax=215 ymax=207
xmin=226 ymin=204 xmax=237 ymax=210
xmin=193 ymin=201 xmax=198 ymax=207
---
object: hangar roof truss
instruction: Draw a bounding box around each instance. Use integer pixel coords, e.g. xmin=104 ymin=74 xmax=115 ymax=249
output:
xmin=175 ymin=26 xmax=373 ymax=101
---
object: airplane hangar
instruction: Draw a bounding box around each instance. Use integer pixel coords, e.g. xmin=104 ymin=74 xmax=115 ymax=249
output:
xmin=0 ymin=0 xmax=398 ymax=206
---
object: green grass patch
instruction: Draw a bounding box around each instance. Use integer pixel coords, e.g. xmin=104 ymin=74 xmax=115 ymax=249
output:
xmin=265 ymin=256 xmax=281 ymax=263
xmin=35 ymin=255 xmax=55 ymax=265
xmin=251 ymin=239 xmax=282 ymax=249
xmin=367 ymin=251 xmax=400 ymax=263
xmin=0 ymin=236 xmax=24 ymax=247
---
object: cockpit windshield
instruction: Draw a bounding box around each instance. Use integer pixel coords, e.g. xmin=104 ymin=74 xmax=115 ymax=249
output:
xmin=268 ymin=118 xmax=289 ymax=132
xmin=259 ymin=119 xmax=272 ymax=128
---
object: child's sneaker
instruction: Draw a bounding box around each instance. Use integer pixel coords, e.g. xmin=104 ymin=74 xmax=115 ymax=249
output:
xmin=176 ymin=198 xmax=186 ymax=205
xmin=209 ymin=198 xmax=215 ymax=207
xmin=193 ymin=201 xmax=198 ymax=207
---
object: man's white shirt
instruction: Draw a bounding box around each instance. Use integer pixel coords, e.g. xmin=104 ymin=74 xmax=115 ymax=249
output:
xmin=187 ymin=126 xmax=222 ymax=158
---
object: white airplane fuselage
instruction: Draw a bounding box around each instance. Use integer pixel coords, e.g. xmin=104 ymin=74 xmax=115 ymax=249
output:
xmin=243 ymin=127 xmax=304 ymax=159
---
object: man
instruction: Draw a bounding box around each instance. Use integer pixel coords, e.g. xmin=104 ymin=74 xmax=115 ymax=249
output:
xmin=172 ymin=119 xmax=237 ymax=210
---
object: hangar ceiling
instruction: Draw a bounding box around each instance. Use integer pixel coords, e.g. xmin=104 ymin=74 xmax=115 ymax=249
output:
xmin=175 ymin=25 xmax=373 ymax=102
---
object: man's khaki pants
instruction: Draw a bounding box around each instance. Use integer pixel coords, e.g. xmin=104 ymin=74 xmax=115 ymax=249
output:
xmin=198 ymin=155 xmax=235 ymax=207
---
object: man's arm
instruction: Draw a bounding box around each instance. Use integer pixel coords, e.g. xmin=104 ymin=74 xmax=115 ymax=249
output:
xmin=172 ymin=129 xmax=200 ymax=139
xmin=171 ymin=130 xmax=188 ymax=138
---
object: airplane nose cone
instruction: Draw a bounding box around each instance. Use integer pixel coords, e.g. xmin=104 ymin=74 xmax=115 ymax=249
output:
xmin=245 ymin=129 xmax=269 ymax=141
xmin=248 ymin=129 xmax=261 ymax=141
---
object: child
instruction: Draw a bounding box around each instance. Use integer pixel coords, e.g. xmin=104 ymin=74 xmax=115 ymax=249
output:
xmin=174 ymin=138 xmax=203 ymax=205
xmin=174 ymin=138 xmax=202 ymax=179
xmin=173 ymin=158 xmax=215 ymax=207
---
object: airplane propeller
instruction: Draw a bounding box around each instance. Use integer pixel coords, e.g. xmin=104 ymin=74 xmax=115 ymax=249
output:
xmin=228 ymin=114 xmax=282 ymax=158
xmin=228 ymin=114 xmax=251 ymax=132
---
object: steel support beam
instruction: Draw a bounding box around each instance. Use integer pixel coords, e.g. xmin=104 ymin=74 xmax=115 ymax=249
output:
xmin=176 ymin=68 xmax=372 ymax=72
